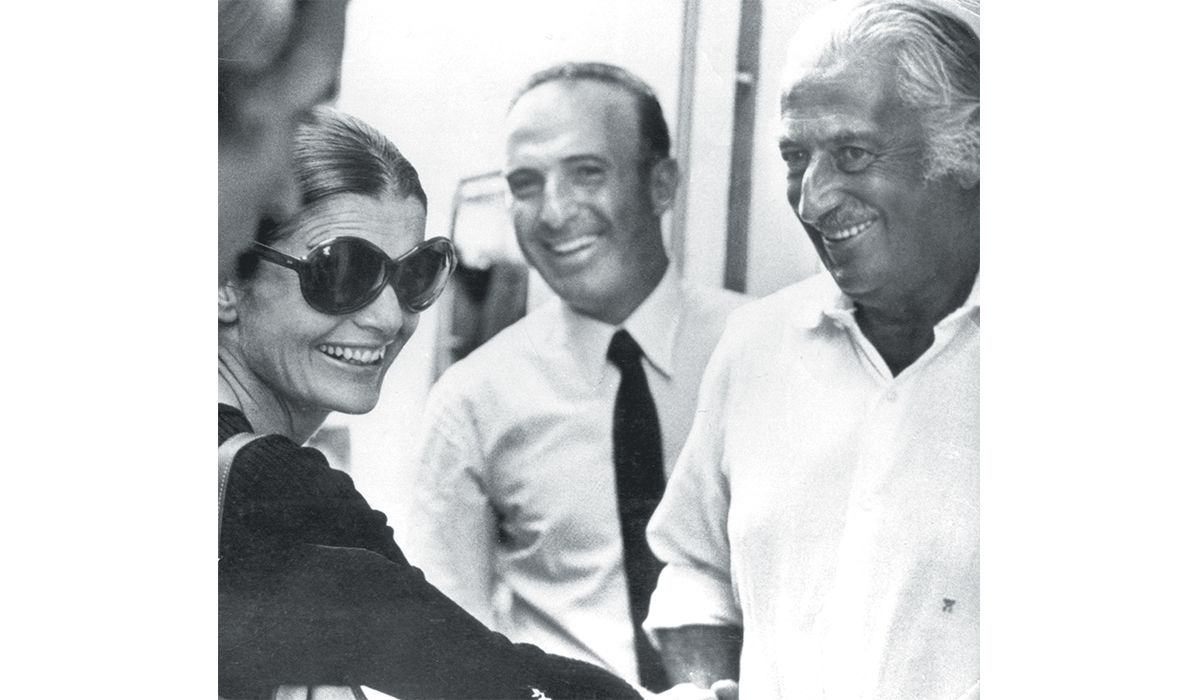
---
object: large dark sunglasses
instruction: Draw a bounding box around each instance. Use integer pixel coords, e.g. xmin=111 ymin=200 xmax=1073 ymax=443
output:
xmin=253 ymin=236 xmax=457 ymax=315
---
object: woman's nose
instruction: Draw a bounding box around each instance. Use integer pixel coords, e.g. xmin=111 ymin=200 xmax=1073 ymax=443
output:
xmin=355 ymin=284 xmax=416 ymax=340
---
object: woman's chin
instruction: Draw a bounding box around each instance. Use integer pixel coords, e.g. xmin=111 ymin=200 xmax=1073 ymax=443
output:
xmin=320 ymin=389 xmax=381 ymax=416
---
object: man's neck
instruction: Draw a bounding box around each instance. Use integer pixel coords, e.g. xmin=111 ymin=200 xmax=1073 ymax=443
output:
xmin=854 ymin=265 xmax=977 ymax=377
xmin=573 ymin=255 xmax=669 ymax=327
xmin=217 ymin=345 xmax=329 ymax=444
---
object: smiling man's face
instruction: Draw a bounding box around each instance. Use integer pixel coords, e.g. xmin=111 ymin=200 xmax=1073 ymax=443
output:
xmin=503 ymin=79 xmax=670 ymax=324
xmin=778 ymin=49 xmax=974 ymax=308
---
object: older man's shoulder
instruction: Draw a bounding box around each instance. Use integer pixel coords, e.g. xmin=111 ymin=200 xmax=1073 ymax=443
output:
xmin=725 ymin=272 xmax=837 ymax=332
xmin=679 ymin=280 xmax=751 ymax=333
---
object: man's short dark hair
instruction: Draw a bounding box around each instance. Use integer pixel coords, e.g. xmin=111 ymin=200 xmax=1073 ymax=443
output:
xmin=511 ymin=62 xmax=671 ymax=166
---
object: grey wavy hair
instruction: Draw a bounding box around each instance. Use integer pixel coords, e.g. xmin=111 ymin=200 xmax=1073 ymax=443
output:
xmin=789 ymin=0 xmax=980 ymax=185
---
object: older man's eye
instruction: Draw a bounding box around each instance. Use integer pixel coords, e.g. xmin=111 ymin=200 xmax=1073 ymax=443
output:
xmin=780 ymin=149 xmax=809 ymax=174
xmin=837 ymin=146 xmax=874 ymax=172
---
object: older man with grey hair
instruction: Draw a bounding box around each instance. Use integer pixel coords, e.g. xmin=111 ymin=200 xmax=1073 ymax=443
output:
xmin=643 ymin=1 xmax=980 ymax=697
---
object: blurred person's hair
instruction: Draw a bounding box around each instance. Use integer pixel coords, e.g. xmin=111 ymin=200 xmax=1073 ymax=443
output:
xmin=218 ymin=0 xmax=295 ymax=130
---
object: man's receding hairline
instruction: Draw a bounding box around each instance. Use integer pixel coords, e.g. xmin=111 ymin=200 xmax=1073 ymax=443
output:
xmin=508 ymin=76 xmax=641 ymax=117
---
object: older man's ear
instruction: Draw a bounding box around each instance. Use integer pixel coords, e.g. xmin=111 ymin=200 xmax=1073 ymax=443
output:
xmin=218 ymin=283 xmax=241 ymax=324
xmin=958 ymin=105 xmax=980 ymax=189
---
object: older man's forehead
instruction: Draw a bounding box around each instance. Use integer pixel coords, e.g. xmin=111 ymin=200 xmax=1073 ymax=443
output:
xmin=779 ymin=61 xmax=900 ymax=136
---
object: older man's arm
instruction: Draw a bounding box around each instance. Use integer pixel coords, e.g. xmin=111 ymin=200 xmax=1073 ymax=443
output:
xmin=658 ymin=624 xmax=743 ymax=688
xmin=645 ymin=326 xmax=743 ymax=689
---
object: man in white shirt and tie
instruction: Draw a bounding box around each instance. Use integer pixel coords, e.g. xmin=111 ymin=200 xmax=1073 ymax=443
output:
xmin=406 ymin=62 xmax=745 ymax=694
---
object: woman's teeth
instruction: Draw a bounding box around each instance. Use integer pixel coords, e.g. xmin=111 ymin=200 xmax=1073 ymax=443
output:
xmin=823 ymin=218 xmax=876 ymax=242
xmin=318 ymin=344 xmax=386 ymax=365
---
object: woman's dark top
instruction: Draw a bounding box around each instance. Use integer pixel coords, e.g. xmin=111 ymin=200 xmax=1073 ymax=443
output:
xmin=219 ymin=404 xmax=641 ymax=700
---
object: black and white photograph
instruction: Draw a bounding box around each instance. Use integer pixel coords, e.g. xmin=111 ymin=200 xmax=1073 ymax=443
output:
xmin=216 ymin=1 xmax=981 ymax=697
xmin=10 ymin=0 xmax=1198 ymax=697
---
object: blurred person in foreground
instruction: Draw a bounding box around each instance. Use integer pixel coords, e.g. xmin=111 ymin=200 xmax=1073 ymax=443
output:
xmin=406 ymin=62 xmax=744 ymax=695
xmin=218 ymin=0 xmax=346 ymax=282
xmin=644 ymin=1 xmax=980 ymax=697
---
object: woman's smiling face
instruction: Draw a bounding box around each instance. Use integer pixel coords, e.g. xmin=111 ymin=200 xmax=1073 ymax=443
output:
xmin=231 ymin=192 xmax=427 ymax=416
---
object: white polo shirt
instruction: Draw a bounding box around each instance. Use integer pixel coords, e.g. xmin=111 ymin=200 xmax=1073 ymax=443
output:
xmin=646 ymin=272 xmax=980 ymax=700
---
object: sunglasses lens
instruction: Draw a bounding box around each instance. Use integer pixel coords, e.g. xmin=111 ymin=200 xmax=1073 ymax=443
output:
xmin=394 ymin=239 xmax=456 ymax=311
xmin=302 ymin=239 xmax=388 ymax=314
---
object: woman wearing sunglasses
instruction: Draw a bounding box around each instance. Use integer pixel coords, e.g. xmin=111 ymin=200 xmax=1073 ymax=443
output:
xmin=218 ymin=108 xmax=668 ymax=699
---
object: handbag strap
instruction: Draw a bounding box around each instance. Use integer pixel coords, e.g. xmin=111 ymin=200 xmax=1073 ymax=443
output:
xmin=218 ymin=432 xmax=260 ymax=539
xmin=217 ymin=434 xmax=374 ymax=700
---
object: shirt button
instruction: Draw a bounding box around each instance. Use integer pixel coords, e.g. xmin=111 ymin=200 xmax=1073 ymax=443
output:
xmin=885 ymin=390 xmax=898 ymax=401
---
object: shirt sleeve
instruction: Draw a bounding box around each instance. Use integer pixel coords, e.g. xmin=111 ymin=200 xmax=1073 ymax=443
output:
xmin=644 ymin=326 xmax=743 ymax=638
xmin=404 ymin=377 xmax=499 ymax=627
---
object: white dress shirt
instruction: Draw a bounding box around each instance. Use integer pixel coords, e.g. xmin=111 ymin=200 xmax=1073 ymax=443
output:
xmin=406 ymin=266 xmax=746 ymax=681
xmin=646 ymin=272 xmax=980 ymax=700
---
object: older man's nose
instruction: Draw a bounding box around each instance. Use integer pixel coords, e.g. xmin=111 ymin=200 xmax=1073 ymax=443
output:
xmin=798 ymin=154 xmax=841 ymax=225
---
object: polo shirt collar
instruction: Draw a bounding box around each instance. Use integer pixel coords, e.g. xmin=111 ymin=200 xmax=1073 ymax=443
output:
xmin=795 ymin=271 xmax=982 ymax=331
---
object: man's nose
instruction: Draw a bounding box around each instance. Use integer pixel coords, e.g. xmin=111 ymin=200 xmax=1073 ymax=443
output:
xmin=797 ymin=153 xmax=842 ymax=225
xmin=261 ymin=136 xmax=305 ymax=228
xmin=538 ymin=175 xmax=577 ymax=230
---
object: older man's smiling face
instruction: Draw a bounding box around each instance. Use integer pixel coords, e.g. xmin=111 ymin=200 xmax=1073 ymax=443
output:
xmin=778 ymin=50 xmax=975 ymax=309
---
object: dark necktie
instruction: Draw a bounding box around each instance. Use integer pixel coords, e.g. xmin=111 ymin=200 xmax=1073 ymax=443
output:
xmin=607 ymin=329 xmax=669 ymax=691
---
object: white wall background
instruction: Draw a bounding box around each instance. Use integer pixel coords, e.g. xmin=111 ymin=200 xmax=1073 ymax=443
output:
xmin=323 ymin=0 xmax=831 ymax=533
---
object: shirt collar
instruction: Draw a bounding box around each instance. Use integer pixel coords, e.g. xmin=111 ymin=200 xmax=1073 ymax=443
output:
xmin=556 ymin=265 xmax=682 ymax=385
xmin=795 ymin=271 xmax=982 ymax=331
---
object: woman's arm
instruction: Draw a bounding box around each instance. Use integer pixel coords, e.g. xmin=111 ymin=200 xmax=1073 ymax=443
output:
xmin=220 ymin=544 xmax=641 ymax=699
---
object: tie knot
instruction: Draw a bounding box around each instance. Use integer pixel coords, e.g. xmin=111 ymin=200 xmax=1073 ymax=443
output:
xmin=607 ymin=329 xmax=643 ymax=372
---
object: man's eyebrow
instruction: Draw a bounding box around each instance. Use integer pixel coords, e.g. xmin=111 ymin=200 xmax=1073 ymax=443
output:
xmin=779 ymin=127 xmax=877 ymax=148
xmin=562 ymin=154 xmax=609 ymax=166
xmin=827 ymin=128 xmax=877 ymax=143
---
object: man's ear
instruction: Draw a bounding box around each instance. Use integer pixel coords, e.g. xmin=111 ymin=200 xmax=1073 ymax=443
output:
xmin=218 ymin=282 xmax=242 ymax=324
xmin=648 ymin=157 xmax=679 ymax=217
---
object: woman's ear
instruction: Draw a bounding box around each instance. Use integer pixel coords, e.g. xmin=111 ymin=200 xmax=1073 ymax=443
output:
xmin=218 ymin=282 xmax=241 ymax=324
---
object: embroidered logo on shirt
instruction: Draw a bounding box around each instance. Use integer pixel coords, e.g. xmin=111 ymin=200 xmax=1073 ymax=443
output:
xmin=943 ymin=598 xmax=956 ymax=613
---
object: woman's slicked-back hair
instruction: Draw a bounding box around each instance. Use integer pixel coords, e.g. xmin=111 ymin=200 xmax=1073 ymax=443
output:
xmin=511 ymin=62 xmax=671 ymax=167
xmin=237 ymin=106 xmax=427 ymax=279
xmin=291 ymin=106 xmax=428 ymax=212
xmin=796 ymin=0 xmax=979 ymax=184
